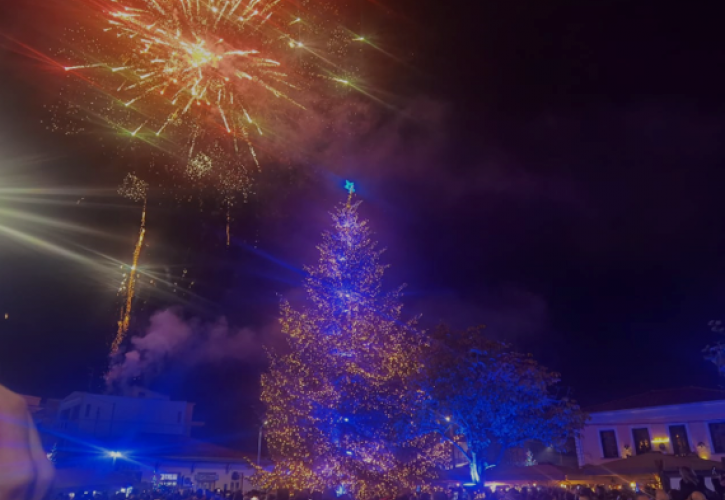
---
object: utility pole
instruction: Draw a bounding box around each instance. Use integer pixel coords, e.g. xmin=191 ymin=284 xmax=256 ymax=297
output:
xmin=257 ymin=421 xmax=267 ymax=466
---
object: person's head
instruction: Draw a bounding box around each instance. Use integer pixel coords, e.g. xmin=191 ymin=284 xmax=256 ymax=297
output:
xmin=688 ymin=493 xmax=706 ymax=500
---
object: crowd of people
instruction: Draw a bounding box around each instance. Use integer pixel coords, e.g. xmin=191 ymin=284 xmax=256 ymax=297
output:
xmin=473 ymin=468 xmax=725 ymax=500
xmin=2 ymin=384 xmax=724 ymax=500
xmin=47 ymin=471 xmax=725 ymax=500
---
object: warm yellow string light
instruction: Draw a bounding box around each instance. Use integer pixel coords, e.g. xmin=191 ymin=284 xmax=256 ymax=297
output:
xmin=112 ymin=195 xmax=146 ymax=355
xmin=256 ymin=187 xmax=448 ymax=498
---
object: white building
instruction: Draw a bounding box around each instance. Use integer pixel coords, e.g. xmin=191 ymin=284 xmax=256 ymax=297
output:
xmin=48 ymin=389 xmax=262 ymax=493
xmin=576 ymin=387 xmax=725 ymax=467
xmin=56 ymin=389 xmax=196 ymax=438
xmin=52 ymin=435 xmax=261 ymax=493
xmin=132 ymin=438 xmax=261 ymax=491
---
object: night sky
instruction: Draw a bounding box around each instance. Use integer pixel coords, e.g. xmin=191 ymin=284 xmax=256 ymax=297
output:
xmin=2 ymin=0 xmax=725 ymax=447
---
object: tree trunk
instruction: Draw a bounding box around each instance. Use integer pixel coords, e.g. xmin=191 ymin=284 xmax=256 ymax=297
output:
xmin=469 ymin=451 xmax=482 ymax=484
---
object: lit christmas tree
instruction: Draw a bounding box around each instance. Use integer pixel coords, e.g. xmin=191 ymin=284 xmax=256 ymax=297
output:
xmin=257 ymin=183 xmax=448 ymax=498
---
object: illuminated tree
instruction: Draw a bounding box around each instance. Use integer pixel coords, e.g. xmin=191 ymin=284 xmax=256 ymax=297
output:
xmin=418 ymin=325 xmax=586 ymax=485
xmin=258 ymin=185 xmax=448 ymax=498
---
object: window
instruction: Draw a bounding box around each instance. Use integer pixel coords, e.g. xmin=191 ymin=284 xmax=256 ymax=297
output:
xmin=600 ymin=430 xmax=619 ymax=458
xmin=632 ymin=428 xmax=652 ymax=455
xmin=177 ymin=411 xmax=182 ymax=424
xmin=71 ymin=405 xmax=81 ymax=421
xmin=231 ymin=472 xmax=242 ymax=491
xmin=85 ymin=404 xmax=91 ymax=418
xmin=709 ymin=422 xmax=725 ymax=454
xmin=669 ymin=425 xmax=691 ymax=455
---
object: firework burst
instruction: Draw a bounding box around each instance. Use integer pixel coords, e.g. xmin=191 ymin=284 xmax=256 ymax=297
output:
xmin=53 ymin=0 xmax=361 ymax=198
xmin=118 ymin=172 xmax=149 ymax=202
xmin=188 ymin=140 xmax=253 ymax=245
xmin=66 ymin=0 xmax=309 ymax=161
xmin=187 ymin=152 xmax=214 ymax=180
xmin=45 ymin=0 xmax=360 ymax=355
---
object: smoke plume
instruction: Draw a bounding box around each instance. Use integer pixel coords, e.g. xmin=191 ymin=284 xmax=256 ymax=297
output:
xmin=106 ymin=307 xmax=280 ymax=390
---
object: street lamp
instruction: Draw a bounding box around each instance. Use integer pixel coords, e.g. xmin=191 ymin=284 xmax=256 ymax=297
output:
xmin=257 ymin=421 xmax=268 ymax=466
xmin=108 ymin=451 xmax=123 ymax=470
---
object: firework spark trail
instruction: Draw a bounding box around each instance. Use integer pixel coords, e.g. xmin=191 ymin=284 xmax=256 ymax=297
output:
xmin=226 ymin=203 xmax=231 ymax=247
xmin=111 ymin=173 xmax=150 ymax=355
xmin=112 ymin=196 xmax=147 ymax=355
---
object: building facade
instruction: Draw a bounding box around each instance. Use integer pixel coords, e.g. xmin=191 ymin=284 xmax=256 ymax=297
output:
xmin=55 ymin=389 xmax=196 ymax=438
xmin=51 ymin=437 xmax=260 ymax=493
xmin=131 ymin=440 xmax=261 ymax=492
xmin=576 ymin=387 xmax=725 ymax=467
xmin=41 ymin=389 xmax=261 ymax=493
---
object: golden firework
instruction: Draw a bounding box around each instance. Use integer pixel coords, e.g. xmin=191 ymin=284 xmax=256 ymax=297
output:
xmin=113 ymin=173 xmax=149 ymax=354
xmin=65 ymin=0 xmax=309 ymax=162
xmin=118 ymin=172 xmax=149 ymax=202
xmin=187 ymin=152 xmax=214 ymax=180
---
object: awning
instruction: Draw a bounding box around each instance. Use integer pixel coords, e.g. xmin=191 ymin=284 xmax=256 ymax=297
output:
xmin=569 ymin=453 xmax=724 ymax=481
xmin=438 ymin=464 xmax=576 ymax=485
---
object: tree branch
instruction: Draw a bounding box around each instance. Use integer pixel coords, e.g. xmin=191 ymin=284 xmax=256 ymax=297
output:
xmin=434 ymin=429 xmax=472 ymax=462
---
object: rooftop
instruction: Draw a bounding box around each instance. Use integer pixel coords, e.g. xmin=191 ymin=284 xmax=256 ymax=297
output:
xmin=53 ymin=433 xmax=260 ymax=463
xmin=586 ymin=386 xmax=725 ymax=413
xmin=64 ymin=389 xmax=176 ymax=403
xmin=131 ymin=435 xmax=254 ymax=461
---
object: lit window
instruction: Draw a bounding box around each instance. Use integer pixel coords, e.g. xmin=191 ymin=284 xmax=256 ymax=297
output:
xmin=632 ymin=428 xmax=651 ymax=455
xmin=669 ymin=425 xmax=691 ymax=455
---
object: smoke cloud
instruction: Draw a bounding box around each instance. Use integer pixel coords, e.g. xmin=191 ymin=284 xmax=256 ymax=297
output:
xmin=106 ymin=308 xmax=281 ymax=389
